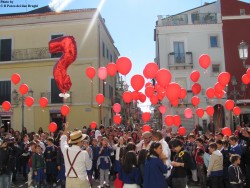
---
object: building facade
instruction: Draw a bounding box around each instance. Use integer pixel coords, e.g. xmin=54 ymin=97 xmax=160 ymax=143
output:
xmin=0 ymin=6 xmax=119 ymax=132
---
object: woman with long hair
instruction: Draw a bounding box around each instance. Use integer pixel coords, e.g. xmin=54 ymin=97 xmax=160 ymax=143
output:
xmin=143 ymin=142 xmax=168 ymax=188
xmin=120 ymin=151 xmax=142 ymax=188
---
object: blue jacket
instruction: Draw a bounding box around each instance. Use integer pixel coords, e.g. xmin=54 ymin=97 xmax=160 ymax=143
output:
xmin=143 ymin=156 xmax=168 ymax=188
xmin=97 ymin=146 xmax=113 ymax=170
xmin=120 ymin=166 xmax=142 ymax=185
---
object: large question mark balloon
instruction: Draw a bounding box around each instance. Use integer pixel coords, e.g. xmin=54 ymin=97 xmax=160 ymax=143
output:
xmin=49 ymin=36 xmax=77 ymax=98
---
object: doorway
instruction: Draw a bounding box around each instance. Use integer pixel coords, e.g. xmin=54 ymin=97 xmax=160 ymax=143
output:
xmin=50 ymin=113 xmax=65 ymax=131
xmin=1 ymin=116 xmax=11 ymax=132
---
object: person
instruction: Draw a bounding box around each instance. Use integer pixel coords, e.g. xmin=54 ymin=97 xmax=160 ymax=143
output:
xmin=170 ymin=138 xmax=193 ymax=188
xmin=136 ymin=131 xmax=153 ymax=152
xmin=97 ymin=137 xmax=113 ymax=188
xmin=44 ymin=137 xmax=58 ymax=187
xmin=228 ymin=154 xmax=245 ymax=188
xmin=60 ymin=122 xmax=92 ymax=188
xmin=27 ymin=141 xmax=37 ymax=188
xmin=0 ymin=139 xmax=15 ymax=188
xmin=138 ymin=149 xmax=148 ymax=186
xmin=144 ymin=142 xmax=168 ymax=188
xmin=20 ymin=134 xmax=30 ymax=181
xmin=56 ymin=146 xmax=66 ymax=188
xmin=207 ymin=142 xmax=223 ymax=188
xmin=229 ymin=136 xmax=243 ymax=156
xmin=195 ymin=137 xmax=206 ymax=188
xmin=90 ymin=138 xmax=100 ymax=181
xmin=120 ymin=151 xmax=142 ymax=188
xmin=32 ymin=144 xmax=47 ymax=187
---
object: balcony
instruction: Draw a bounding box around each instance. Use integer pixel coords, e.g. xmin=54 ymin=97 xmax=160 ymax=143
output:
xmin=158 ymin=13 xmax=219 ymax=27
xmin=168 ymin=52 xmax=193 ymax=70
xmin=40 ymin=91 xmax=72 ymax=104
xmin=12 ymin=47 xmax=51 ymax=61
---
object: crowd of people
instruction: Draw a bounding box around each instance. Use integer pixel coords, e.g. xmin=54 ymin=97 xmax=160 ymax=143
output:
xmin=0 ymin=122 xmax=250 ymax=188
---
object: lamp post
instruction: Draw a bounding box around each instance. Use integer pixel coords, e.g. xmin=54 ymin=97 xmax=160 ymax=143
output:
xmin=227 ymin=76 xmax=246 ymax=103
xmin=238 ymin=40 xmax=249 ymax=68
xmin=12 ymin=89 xmax=34 ymax=131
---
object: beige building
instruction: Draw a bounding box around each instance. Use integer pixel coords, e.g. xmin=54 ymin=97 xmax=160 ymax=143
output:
xmin=0 ymin=6 xmax=120 ymax=132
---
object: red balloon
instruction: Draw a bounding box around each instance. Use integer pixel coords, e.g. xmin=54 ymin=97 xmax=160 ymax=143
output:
xmin=199 ymin=54 xmax=211 ymax=69
xmin=192 ymin=83 xmax=201 ymax=95
xmin=165 ymin=115 xmax=174 ymax=126
xmin=142 ymin=112 xmax=151 ymax=123
xmin=2 ymin=101 xmax=11 ymax=111
xmin=90 ymin=121 xmax=97 ymax=130
xmin=113 ymin=114 xmax=122 ymax=124
xmin=166 ymin=82 xmax=181 ymax=101
xmin=158 ymin=105 xmax=166 ymax=114
xmin=225 ymin=100 xmax=235 ymax=111
xmin=247 ymin=68 xmax=250 ymax=78
xmin=233 ymin=106 xmax=241 ymax=116
xmin=206 ymin=106 xmax=214 ymax=116
xmin=196 ymin=108 xmax=204 ymax=118
xmin=112 ymin=103 xmax=121 ymax=114
xmin=190 ymin=70 xmax=200 ymax=82
xmin=98 ymin=67 xmax=107 ymax=80
xmin=19 ymin=84 xmax=29 ymax=95
xmin=145 ymin=86 xmax=155 ymax=98
xmin=143 ymin=62 xmax=159 ymax=79
xmin=106 ymin=63 xmax=117 ymax=77
xmin=214 ymin=90 xmax=225 ymax=99
xmin=132 ymin=91 xmax=140 ymax=100
xmin=145 ymin=82 xmax=153 ymax=88
xmin=142 ymin=125 xmax=151 ymax=132
xmin=184 ymin=108 xmax=193 ymax=118
xmin=218 ymin=72 xmax=230 ymax=86
xmin=131 ymin=74 xmax=145 ymax=91
xmin=206 ymin=87 xmax=215 ymax=99
xmin=116 ymin=57 xmax=132 ymax=75
xmin=170 ymin=99 xmax=179 ymax=107
xmin=86 ymin=66 xmax=96 ymax=80
xmin=49 ymin=122 xmax=57 ymax=133
xmin=242 ymin=74 xmax=250 ymax=85
xmin=156 ymin=68 xmax=172 ymax=88
xmin=178 ymin=127 xmax=186 ymax=136
xmin=49 ymin=36 xmax=77 ymax=94
xmin=150 ymin=95 xmax=158 ymax=105
xmin=96 ymin=93 xmax=104 ymax=105
xmin=25 ymin=96 xmax=34 ymax=108
xmin=139 ymin=93 xmax=146 ymax=103
xmin=214 ymin=82 xmax=224 ymax=93
xmin=157 ymin=91 xmax=165 ymax=101
xmin=122 ymin=91 xmax=133 ymax=103
xmin=222 ymin=127 xmax=232 ymax=136
xmin=173 ymin=115 xmax=181 ymax=127
xmin=39 ymin=97 xmax=48 ymax=108
xmin=11 ymin=73 xmax=21 ymax=85
xmin=191 ymin=96 xmax=200 ymax=107
xmin=179 ymin=88 xmax=187 ymax=99
xmin=61 ymin=105 xmax=70 ymax=116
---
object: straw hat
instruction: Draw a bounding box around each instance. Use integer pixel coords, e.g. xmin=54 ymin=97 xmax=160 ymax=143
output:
xmin=69 ymin=130 xmax=87 ymax=144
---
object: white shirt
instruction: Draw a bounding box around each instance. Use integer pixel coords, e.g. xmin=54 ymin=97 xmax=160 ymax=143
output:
xmin=136 ymin=140 xmax=153 ymax=152
xmin=60 ymin=135 xmax=92 ymax=181
xmin=159 ymin=138 xmax=171 ymax=166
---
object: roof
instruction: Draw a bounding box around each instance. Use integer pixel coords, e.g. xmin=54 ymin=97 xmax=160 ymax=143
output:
xmin=0 ymin=5 xmax=96 ymax=18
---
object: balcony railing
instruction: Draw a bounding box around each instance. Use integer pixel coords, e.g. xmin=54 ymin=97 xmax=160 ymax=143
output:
xmin=158 ymin=13 xmax=219 ymax=27
xmin=161 ymin=14 xmax=188 ymax=26
xmin=191 ymin=13 xmax=217 ymax=24
xmin=168 ymin=52 xmax=193 ymax=66
xmin=12 ymin=47 xmax=51 ymax=61
xmin=40 ymin=92 xmax=72 ymax=104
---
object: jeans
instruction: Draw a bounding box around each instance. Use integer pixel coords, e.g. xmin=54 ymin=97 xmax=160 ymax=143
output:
xmin=100 ymin=169 xmax=110 ymax=186
xmin=210 ymin=176 xmax=223 ymax=188
xmin=172 ymin=177 xmax=187 ymax=188
xmin=0 ymin=173 xmax=12 ymax=188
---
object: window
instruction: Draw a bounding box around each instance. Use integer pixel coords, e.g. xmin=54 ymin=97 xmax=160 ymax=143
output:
xmin=102 ymin=42 xmax=105 ymax=57
xmin=210 ymin=36 xmax=218 ymax=47
xmin=51 ymin=34 xmax=63 ymax=58
xmin=175 ymin=77 xmax=187 ymax=89
xmin=240 ymin=9 xmax=245 ymax=15
xmin=173 ymin=42 xmax=185 ymax=63
xmin=212 ymin=64 xmax=220 ymax=76
xmin=51 ymin=79 xmax=63 ymax=104
xmin=0 ymin=39 xmax=12 ymax=61
xmin=110 ymin=54 xmax=113 ymax=62
xmin=0 ymin=81 xmax=11 ymax=104
xmin=106 ymin=48 xmax=109 ymax=59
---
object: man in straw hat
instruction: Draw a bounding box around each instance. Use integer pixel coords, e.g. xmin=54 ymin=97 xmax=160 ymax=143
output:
xmin=60 ymin=122 xmax=92 ymax=188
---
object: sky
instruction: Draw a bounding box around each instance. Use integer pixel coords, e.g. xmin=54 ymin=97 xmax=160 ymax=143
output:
xmin=0 ymin=0 xmax=215 ymax=111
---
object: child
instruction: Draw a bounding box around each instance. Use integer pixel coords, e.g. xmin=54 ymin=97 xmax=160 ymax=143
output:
xmin=82 ymin=139 xmax=93 ymax=187
xmin=228 ymin=154 xmax=245 ymax=188
xmin=32 ymin=144 xmax=47 ymax=187
xmin=138 ymin=149 xmax=148 ymax=187
xmin=195 ymin=138 xmax=206 ymax=188
xmin=229 ymin=136 xmax=242 ymax=156
xmin=97 ymin=137 xmax=113 ymax=188
xmin=90 ymin=138 xmax=100 ymax=180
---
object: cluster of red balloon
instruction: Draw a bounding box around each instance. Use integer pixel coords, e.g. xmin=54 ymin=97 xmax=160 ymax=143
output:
xmin=164 ymin=115 xmax=181 ymax=127
xmin=112 ymin=103 xmax=122 ymax=125
xmin=241 ymin=68 xmax=250 ymax=84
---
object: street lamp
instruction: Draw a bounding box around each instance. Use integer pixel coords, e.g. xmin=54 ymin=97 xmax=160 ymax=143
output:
xmin=238 ymin=40 xmax=249 ymax=68
xmin=12 ymin=89 xmax=34 ymax=131
xmin=227 ymin=76 xmax=246 ymax=103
